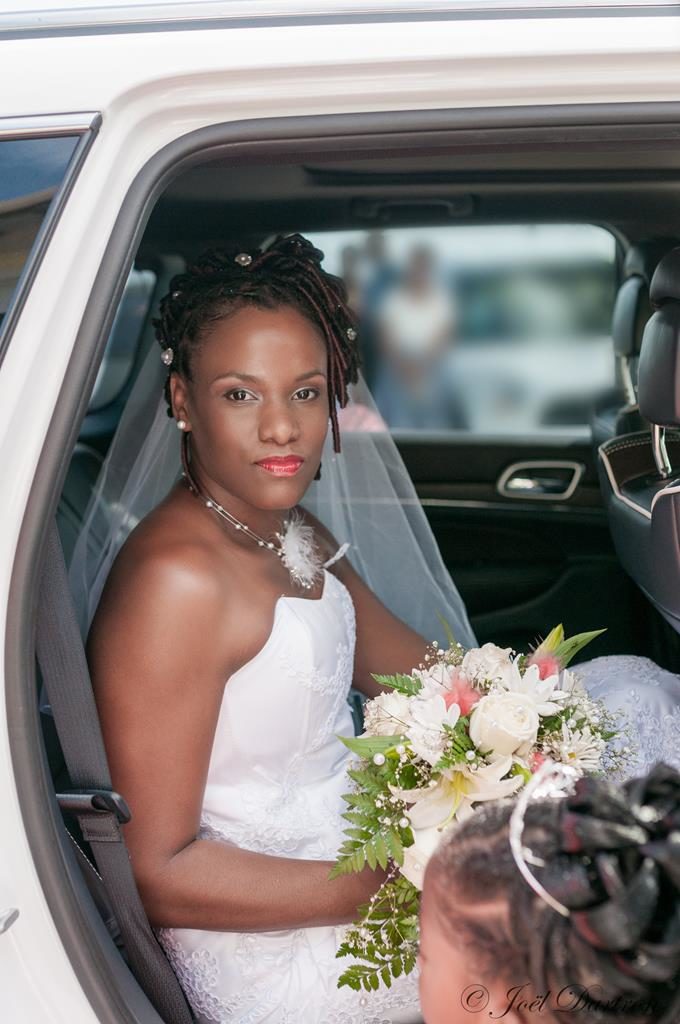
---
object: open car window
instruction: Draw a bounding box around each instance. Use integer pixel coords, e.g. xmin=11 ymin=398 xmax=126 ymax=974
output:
xmin=309 ymin=224 xmax=618 ymax=438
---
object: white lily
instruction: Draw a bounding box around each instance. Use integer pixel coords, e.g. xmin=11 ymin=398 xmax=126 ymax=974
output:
xmin=389 ymin=755 xmax=524 ymax=832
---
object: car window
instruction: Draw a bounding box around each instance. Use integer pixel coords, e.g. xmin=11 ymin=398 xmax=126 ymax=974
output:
xmin=308 ymin=225 xmax=617 ymax=437
xmin=0 ymin=135 xmax=80 ymax=332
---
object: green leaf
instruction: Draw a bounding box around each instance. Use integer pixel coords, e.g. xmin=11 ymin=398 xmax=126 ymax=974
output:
xmin=337 ymin=734 xmax=402 ymax=758
xmin=374 ymin=833 xmax=388 ymax=871
xmin=380 ymin=965 xmax=392 ymax=988
xmin=509 ymin=762 xmax=531 ymax=784
xmin=554 ymin=629 xmax=606 ymax=668
xmin=371 ymin=672 xmax=422 ymax=697
xmin=365 ymin=843 xmax=377 ymax=870
xmin=386 ymin=829 xmax=405 ymax=866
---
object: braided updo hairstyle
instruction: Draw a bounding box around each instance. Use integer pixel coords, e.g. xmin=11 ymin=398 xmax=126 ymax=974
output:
xmin=429 ymin=764 xmax=680 ymax=1024
xmin=153 ymin=234 xmax=360 ymax=451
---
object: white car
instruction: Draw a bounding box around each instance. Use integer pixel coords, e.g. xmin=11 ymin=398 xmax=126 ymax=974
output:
xmin=2 ymin=2 xmax=680 ymax=1021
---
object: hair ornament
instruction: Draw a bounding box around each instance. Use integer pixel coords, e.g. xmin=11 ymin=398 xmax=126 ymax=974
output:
xmin=346 ymin=327 xmax=358 ymax=341
xmin=235 ymin=252 xmax=253 ymax=267
xmin=509 ymin=759 xmax=579 ymax=918
xmin=161 ymin=346 xmax=174 ymax=366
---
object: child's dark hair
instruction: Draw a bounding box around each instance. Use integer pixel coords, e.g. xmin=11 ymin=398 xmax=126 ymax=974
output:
xmin=429 ymin=764 xmax=680 ymax=1024
xmin=153 ymin=233 xmax=360 ymax=452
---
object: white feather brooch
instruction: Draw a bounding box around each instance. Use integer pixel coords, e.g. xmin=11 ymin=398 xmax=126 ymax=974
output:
xmin=277 ymin=510 xmax=324 ymax=590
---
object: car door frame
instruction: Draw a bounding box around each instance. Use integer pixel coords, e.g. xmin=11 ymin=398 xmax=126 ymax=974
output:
xmin=9 ymin=100 xmax=680 ymax=1021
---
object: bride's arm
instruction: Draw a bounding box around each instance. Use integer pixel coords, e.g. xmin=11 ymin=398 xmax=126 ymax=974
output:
xmin=303 ymin=512 xmax=429 ymax=697
xmin=87 ymin=538 xmax=383 ymax=932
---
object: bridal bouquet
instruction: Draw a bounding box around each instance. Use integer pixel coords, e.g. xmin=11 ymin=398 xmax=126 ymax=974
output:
xmin=332 ymin=624 xmax=629 ymax=993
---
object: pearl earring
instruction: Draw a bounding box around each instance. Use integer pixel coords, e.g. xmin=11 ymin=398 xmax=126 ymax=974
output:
xmin=177 ymin=419 xmax=187 ymax=430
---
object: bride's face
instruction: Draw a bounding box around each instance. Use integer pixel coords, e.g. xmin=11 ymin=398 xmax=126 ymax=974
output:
xmin=171 ymin=304 xmax=329 ymax=513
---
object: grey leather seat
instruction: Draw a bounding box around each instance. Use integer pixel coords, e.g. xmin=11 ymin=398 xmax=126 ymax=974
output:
xmin=591 ymin=239 xmax=678 ymax=448
xmin=598 ymin=246 xmax=680 ymax=631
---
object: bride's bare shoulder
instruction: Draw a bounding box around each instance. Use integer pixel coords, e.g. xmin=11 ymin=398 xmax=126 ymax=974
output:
xmin=91 ymin=487 xmax=226 ymax=633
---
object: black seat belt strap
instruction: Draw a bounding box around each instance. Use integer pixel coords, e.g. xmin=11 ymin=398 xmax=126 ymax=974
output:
xmin=36 ymin=521 xmax=194 ymax=1024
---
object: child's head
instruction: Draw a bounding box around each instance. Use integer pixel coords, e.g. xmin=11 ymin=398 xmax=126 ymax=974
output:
xmin=419 ymin=764 xmax=680 ymax=1024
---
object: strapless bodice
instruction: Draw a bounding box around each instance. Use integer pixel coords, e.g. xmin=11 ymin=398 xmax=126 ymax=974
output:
xmin=197 ymin=569 xmax=358 ymax=861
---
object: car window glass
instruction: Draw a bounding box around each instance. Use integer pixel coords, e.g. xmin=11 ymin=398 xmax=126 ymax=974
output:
xmin=0 ymin=135 xmax=80 ymax=330
xmin=308 ymin=225 xmax=617 ymax=437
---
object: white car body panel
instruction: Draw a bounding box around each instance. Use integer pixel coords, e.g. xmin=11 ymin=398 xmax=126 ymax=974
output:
xmin=1 ymin=5 xmax=680 ymax=1019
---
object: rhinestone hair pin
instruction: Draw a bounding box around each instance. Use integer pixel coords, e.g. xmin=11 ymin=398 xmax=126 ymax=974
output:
xmin=161 ymin=346 xmax=174 ymax=366
xmin=508 ymin=759 xmax=579 ymax=918
xmin=235 ymin=252 xmax=252 ymax=267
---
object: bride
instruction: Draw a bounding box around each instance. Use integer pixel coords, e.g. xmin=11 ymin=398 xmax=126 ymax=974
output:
xmin=78 ymin=234 xmax=679 ymax=1024
xmin=84 ymin=235 xmax=426 ymax=1023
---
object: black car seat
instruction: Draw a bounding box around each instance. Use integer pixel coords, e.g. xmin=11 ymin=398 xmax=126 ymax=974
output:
xmin=598 ymin=246 xmax=680 ymax=631
xmin=591 ymin=238 xmax=679 ymax=449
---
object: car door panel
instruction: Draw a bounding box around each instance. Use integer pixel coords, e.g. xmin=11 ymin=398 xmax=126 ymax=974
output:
xmin=397 ymin=435 xmax=648 ymax=660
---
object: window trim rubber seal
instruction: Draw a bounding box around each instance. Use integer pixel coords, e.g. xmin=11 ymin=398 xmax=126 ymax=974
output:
xmin=8 ymin=100 xmax=680 ymax=1022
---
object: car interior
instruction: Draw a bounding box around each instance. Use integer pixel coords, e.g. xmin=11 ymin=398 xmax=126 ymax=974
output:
xmin=12 ymin=112 xmax=680 ymax=1018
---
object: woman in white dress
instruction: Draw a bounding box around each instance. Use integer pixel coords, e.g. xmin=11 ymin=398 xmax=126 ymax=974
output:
xmin=83 ymin=234 xmax=680 ymax=1024
xmin=87 ymin=236 xmax=425 ymax=1023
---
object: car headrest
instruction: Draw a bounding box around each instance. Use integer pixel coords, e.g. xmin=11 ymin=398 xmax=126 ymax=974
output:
xmin=637 ymin=246 xmax=680 ymax=427
xmin=613 ymin=239 xmax=680 ymax=358
xmin=650 ymin=246 xmax=680 ymax=308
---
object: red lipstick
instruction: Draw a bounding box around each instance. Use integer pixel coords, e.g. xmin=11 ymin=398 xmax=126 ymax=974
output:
xmin=256 ymin=456 xmax=304 ymax=477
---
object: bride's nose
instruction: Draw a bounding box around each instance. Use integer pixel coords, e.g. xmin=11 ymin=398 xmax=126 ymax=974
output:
xmin=257 ymin=399 xmax=300 ymax=446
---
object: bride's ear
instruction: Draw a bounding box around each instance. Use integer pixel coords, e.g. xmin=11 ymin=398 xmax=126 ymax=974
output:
xmin=169 ymin=372 xmax=192 ymax=431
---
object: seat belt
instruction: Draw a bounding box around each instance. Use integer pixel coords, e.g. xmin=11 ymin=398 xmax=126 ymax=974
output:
xmin=36 ymin=520 xmax=194 ymax=1024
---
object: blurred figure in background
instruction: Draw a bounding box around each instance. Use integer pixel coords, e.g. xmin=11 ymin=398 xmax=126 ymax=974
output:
xmin=372 ymin=244 xmax=465 ymax=429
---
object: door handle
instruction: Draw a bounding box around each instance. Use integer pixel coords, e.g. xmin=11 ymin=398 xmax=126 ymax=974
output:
xmin=497 ymin=461 xmax=584 ymax=501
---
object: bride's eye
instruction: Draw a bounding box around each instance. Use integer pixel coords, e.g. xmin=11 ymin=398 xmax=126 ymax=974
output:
xmin=226 ymin=388 xmax=256 ymax=402
xmin=293 ymin=387 xmax=320 ymax=401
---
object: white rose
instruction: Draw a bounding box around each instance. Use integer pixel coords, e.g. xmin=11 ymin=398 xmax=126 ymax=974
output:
xmin=400 ymin=825 xmax=447 ymax=890
xmin=462 ymin=643 xmax=514 ymax=685
xmin=469 ymin=692 xmax=539 ymax=757
xmin=362 ymin=690 xmax=412 ymax=737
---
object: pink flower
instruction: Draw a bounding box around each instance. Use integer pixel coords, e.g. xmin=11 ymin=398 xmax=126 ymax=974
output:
xmin=529 ymin=751 xmax=547 ymax=773
xmin=444 ymin=671 xmax=481 ymax=717
xmin=527 ymin=653 xmax=561 ymax=680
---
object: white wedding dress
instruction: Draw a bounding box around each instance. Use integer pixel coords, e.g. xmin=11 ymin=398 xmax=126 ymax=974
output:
xmin=154 ymin=562 xmax=680 ymax=1024
xmin=575 ymin=654 xmax=680 ymax=780
xmin=156 ymin=568 xmax=421 ymax=1024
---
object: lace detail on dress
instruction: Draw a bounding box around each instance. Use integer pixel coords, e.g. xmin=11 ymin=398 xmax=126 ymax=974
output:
xmin=158 ymin=929 xmax=278 ymax=1024
xmin=576 ymin=655 xmax=680 ymax=781
xmin=158 ymin=925 xmax=421 ymax=1024
xmin=198 ymin=777 xmax=341 ymax=860
xmin=279 ymin=587 xmax=355 ymax=696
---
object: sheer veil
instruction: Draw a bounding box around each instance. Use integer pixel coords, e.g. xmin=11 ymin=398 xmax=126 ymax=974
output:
xmin=69 ymin=343 xmax=476 ymax=650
